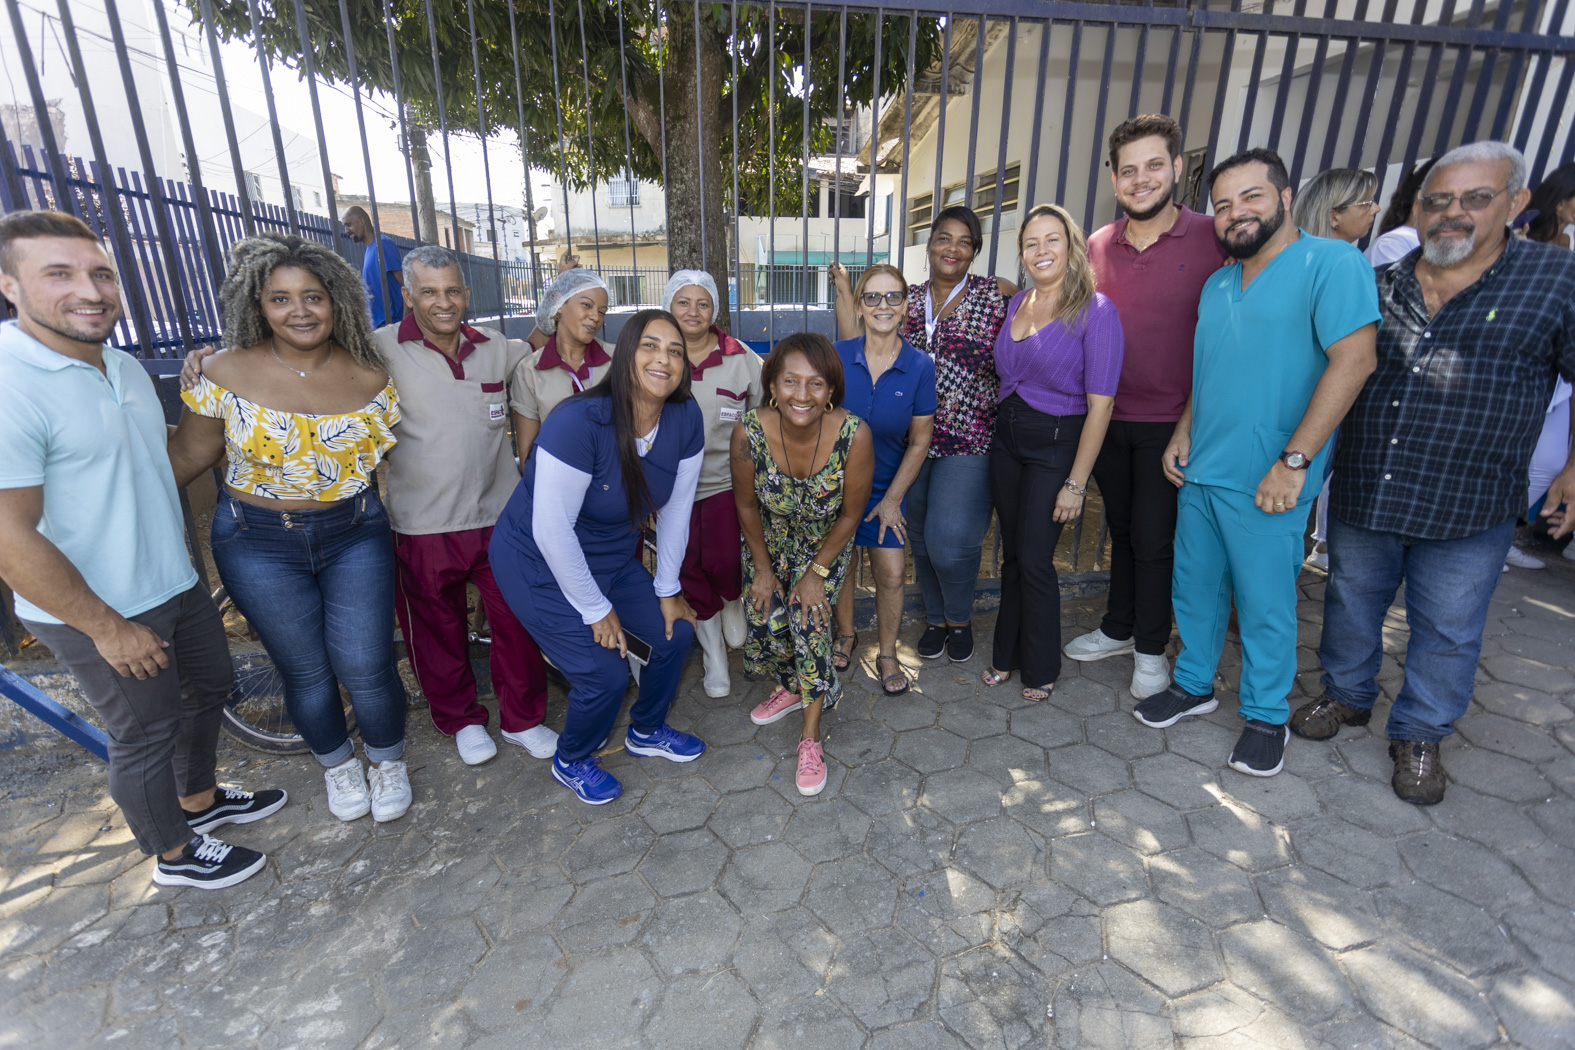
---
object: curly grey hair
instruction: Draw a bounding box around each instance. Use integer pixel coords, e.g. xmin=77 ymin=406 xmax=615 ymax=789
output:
xmin=218 ymin=233 xmax=383 ymax=370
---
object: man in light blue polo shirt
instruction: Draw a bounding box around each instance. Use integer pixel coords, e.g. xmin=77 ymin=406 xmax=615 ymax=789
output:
xmin=1146 ymin=149 xmax=1380 ymax=777
xmin=0 ymin=211 xmax=284 ymax=889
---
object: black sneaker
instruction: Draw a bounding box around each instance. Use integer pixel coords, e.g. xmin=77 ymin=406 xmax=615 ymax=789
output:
xmin=184 ymin=786 xmax=288 ymax=835
xmin=1133 ymin=683 xmax=1219 ymax=728
xmin=917 ymin=624 xmax=948 ymax=660
xmin=151 ymin=835 xmax=267 ymax=889
xmin=1228 ymin=719 xmax=1289 ymax=777
xmin=946 ymin=624 xmax=975 ymax=663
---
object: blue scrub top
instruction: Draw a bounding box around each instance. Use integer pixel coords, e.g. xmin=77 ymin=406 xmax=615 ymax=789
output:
xmin=1184 ymin=233 xmax=1380 ymax=503
xmin=495 ymin=394 xmax=704 ymax=583
xmin=363 ymin=235 xmax=404 ymax=327
xmin=836 ymin=335 xmax=938 ymax=547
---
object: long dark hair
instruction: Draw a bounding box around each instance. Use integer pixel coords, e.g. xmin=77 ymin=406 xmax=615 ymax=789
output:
xmin=1526 ymin=163 xmax=1575 ymax=244
xmin=1377 ymin=157 xmax=1436 ymax=236
xmin=575 ymin=308 xmax=693 ymax=527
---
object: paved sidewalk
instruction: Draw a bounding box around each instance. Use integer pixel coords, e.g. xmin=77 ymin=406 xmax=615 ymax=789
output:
xmin=2 ymin=555 xmax=1574 ymax=1049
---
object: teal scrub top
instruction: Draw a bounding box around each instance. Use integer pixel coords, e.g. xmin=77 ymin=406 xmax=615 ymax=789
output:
xmin=0 ymin=321 xmax=198 ymax=624
xmin=1184 ymin=232 xmax=1380 ymax=502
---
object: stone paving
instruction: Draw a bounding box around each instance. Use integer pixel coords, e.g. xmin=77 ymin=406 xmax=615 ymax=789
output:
xmin=2 ymin=552 xmax=1575 ymax=1049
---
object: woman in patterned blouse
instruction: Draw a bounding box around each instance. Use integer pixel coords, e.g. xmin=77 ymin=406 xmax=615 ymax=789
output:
xmin=168 ymin=234 xmax=413 ymax=827
xmin=833 ymin=205 xmax=1016 ymax=665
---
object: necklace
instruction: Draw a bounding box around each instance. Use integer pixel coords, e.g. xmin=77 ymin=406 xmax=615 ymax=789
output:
xmin=269 ymin=337 xmax=335 ymax=378
xmin=778 ymin=408 xmax=825 ymax=481
xmin=637 ymin=406 xmax=663 ymax=454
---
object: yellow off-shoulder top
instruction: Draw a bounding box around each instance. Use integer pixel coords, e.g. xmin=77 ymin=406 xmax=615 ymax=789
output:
xmin=181 ymin=374 xmax=401 ymax=502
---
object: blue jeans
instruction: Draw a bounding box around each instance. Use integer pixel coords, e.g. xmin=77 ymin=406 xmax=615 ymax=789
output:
xmin=906 ymin=454 xmax=994 ymax=625
xmin=1318 ymin=514 xmax=1514 ymax=743
xmin=210 ymin=491 xmax=408 ymax=766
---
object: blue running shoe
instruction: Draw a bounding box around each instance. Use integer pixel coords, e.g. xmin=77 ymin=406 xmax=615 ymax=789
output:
xmin=551 ymin=755 xmax=623 ymax=805
xmin=624 ymin=724 xmax=706 ymax=763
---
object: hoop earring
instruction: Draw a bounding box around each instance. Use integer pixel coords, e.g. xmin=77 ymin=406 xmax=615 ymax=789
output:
xmin=769 ymin=395 xmax=778 ymax=409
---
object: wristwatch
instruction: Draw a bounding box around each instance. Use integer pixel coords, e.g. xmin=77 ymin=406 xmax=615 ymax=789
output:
xmin=1280 ymin=450 xmax=1309 ymax=470
xmin=807 ymin=561 xmax=831 ymax=579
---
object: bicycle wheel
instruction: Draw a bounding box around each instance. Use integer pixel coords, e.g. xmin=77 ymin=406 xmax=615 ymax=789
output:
xmin=222 ymin=654 xmax=309 ymax=754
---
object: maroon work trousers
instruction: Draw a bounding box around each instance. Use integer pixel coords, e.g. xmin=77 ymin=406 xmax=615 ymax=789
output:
xmin=679 ymin=490 xmax=746 ymax=621
xmin=394 ymin=526 xmax=548 ymax=735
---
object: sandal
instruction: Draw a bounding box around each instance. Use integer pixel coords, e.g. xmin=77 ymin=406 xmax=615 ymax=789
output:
xmin=981 ymin=666 xmax=1012 ymax=687
xmin=832 ymin=633 xmax=857 ymax=672
xmin=1021 ymin=683 xmax=1054 ymax=702
xmin=876 ymin=654 xmax=909 ymax=696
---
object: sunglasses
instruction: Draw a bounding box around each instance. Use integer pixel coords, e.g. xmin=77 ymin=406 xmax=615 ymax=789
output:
xmin=1417 ymin=187 xmax=1508 ymax=213
xmin=860 ymin=291 xmax=906 ymax=307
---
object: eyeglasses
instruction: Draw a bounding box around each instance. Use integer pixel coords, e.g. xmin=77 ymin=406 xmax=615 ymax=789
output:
xmin=1336 ymin=200 xmax=1377 ymax=211
xmin=860 ymin=291 xmax=906 ymax=307
xmin=1417 ymin=187 xmax=1509 ymax=213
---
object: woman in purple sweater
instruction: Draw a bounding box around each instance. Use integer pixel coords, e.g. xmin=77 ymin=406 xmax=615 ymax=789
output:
xmin=984 ymin=204 xmax=1124 ymax=700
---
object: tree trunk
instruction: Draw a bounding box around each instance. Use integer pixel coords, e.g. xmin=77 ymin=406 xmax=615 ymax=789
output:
xmin=662 ymin=9 xmax=733 ymax=329
xmin=407 ymin=109 xmax=440 ymax=245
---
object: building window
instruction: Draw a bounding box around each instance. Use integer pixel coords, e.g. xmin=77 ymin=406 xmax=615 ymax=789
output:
xmin=608 ymin=174 xmax=640 ymax=207
xmin=313 ymin=190 xmax=323 ymax=209
xmin=973 ymin=163 xmax=1021 ymax=219
xmin=906 ymin=191 xmax=934 ymax=245
xmin=245 ymin=171 xmax=264 ymax=202
xmin=290 ymin=186 xmax=303 ymax=212
xmin=608 ymin=273 xmax=642 ymax=306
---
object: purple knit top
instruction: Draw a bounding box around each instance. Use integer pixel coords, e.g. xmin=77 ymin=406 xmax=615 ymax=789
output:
xmin=993 ymin=290 xmax=1124 ymax=417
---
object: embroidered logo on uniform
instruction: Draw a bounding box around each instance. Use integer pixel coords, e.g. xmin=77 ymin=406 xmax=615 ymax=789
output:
xmin=1486 ymin=309 xmax=1497 ymax=321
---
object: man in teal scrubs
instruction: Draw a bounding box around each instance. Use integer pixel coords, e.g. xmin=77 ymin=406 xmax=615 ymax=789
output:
xmin=1144 ymin=149 xmax=1380 ymax=777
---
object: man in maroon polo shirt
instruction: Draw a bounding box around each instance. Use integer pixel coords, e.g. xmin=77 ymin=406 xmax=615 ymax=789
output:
xmin=1066 ymin=114 xmax=1230 ymax=701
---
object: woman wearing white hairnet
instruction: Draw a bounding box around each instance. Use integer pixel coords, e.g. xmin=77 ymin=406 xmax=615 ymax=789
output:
xmin=509 ymin=269 xmax=612 ymax=460
xmin=662 ymin=270 xmax=763 ymax=697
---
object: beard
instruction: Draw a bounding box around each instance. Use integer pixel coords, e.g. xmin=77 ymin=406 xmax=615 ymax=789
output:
xmin=1121 ymin=180 xmax=1176 ymax=223
xmin=1218 ymin=199 xmax=1287 ymax=259
xmin=1421 ymin=217 xmax=1476 ymax=267
xmin=12 ymin=290 xmax=121 ymax=343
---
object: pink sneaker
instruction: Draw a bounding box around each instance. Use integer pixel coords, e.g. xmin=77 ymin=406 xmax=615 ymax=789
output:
xmin=796 ymin=738 xmax=827 ymax=796
xmin=750 ymin=687 xmax=800 ymax=726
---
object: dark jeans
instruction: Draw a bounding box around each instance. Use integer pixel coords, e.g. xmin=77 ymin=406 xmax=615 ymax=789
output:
xmin=24 ymin=585 xmax=231 ymax=856
xmin=210 ymin=491 xmax=407 ymax=767
xmin=1319 ymin=514 xmax=1513 ymax=743
xmin=989 ymin=394 xmax=1084 ymax=686
xmin=1092 ymin=419 xmax=1180 ymax=655
xmin=906 ymin=453 xmax=994 ymax=625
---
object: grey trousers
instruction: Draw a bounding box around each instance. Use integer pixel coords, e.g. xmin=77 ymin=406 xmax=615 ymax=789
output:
xmin=24 ymin=585 xmax=232 ymax=855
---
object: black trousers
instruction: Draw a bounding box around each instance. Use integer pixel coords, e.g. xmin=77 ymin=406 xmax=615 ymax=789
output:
xmin=989 ymin=394 xmax=1084 ymax=686
xmin=1091 ymin=418 xmax=1180 ymax=655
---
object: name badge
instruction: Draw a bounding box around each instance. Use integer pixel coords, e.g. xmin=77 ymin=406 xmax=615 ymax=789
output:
xmin=489 ymin=402 xmax=507 ymax=422
xmin=719 ymin=406 xmax=744 ymax=423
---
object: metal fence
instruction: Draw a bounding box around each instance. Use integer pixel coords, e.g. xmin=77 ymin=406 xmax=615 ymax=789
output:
xmin=3 ymin=0 xmax=1573 ymax=363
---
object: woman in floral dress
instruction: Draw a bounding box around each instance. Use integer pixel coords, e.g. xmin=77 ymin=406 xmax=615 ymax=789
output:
xmin=731 ymin=334 xmax=873 ymax=796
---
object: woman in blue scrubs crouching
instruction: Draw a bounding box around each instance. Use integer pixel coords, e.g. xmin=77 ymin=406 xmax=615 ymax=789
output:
xmin=490 ymin=309 xmax=707 ymax=805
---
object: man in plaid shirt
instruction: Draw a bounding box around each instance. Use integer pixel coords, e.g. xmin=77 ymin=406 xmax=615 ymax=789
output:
xmin=1292 ymin=141 xmax=1575 ymax=805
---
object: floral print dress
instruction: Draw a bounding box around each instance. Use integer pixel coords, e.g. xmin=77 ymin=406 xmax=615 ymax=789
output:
xmin=741 ymin=408 xmax=863 ymax=710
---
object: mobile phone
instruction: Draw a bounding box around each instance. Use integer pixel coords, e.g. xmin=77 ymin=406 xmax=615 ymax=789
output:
xmin=624 ymin=632 xmax=653 ymax=666
xmin=766 ymin=593 xmax=791 ymax=636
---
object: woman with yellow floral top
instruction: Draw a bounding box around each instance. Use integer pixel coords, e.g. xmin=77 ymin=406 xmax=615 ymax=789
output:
xmin=167 ymin=234 xmax=412 ymax=826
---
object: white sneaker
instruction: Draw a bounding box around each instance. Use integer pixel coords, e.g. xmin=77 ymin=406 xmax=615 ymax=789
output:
xmin=1563 ymin=543 xmax=1575 ymax=562
xmin=720 ymin=598 xmax=748 ymax=649
xmin=1130 ymin=653 xmax=1172 ymax=700
xmin=502 ymin=723 xmax=560 ymax=759
xmin=369 ymin=760 xmax=412 ymax=822
xmin=1304 ymin=549 xmax=1330 ymax=572
xmin=1064 ymin=628 xmax=1135 ymax=662
xmin=1504 ymin=546 xmax=1546 ymax=570
xmin=454 ymin=724 xmax=497 ymax=766
xmin=324 ymin=759 xmax=371 ymax=821
xmin=696 ymin=614 xmax=732 ymax=698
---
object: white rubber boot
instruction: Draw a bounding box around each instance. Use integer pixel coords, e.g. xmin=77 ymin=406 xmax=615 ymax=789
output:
xmin=720 ymin=597 xmax=748 ymax=649
xmin=696 ymin=614 xmax=732 ymax=698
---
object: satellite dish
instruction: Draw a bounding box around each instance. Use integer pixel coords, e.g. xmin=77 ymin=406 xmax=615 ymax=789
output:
xmin=532 ymin=205 xmax=549 ymax=221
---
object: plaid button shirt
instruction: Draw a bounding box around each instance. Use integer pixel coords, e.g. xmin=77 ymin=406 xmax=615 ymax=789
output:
xmin=1331 ymin=235 xmax=1575 ymax=540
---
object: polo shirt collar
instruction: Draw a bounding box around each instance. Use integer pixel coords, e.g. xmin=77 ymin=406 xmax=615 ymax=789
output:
xmin=853 ymin=334 xmax=916 ymax=374
xmin=537 ymin=334 xmax=610 ymax=381
xmin=0 ymin=319 xmax=106 ymax=373
xmin=1112 ymin=205 xmax=1197 ymax=250
xmin=689 ymin=326 xmax=748 ymax=379
xmin=397 ymin=313 xmax=489 ymax=379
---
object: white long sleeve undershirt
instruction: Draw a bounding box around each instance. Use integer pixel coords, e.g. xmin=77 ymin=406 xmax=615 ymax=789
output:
xmin=531 ymin=442 xmax=703 ymax=625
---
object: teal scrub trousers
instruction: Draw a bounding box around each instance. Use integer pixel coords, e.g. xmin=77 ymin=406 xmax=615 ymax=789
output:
xmin=1171 ymin=482 xmax=1310 ymax=725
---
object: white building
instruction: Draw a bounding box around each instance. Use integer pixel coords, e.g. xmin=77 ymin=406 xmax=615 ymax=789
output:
xmin=1 ymin=0 xmax=325 ymax=214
